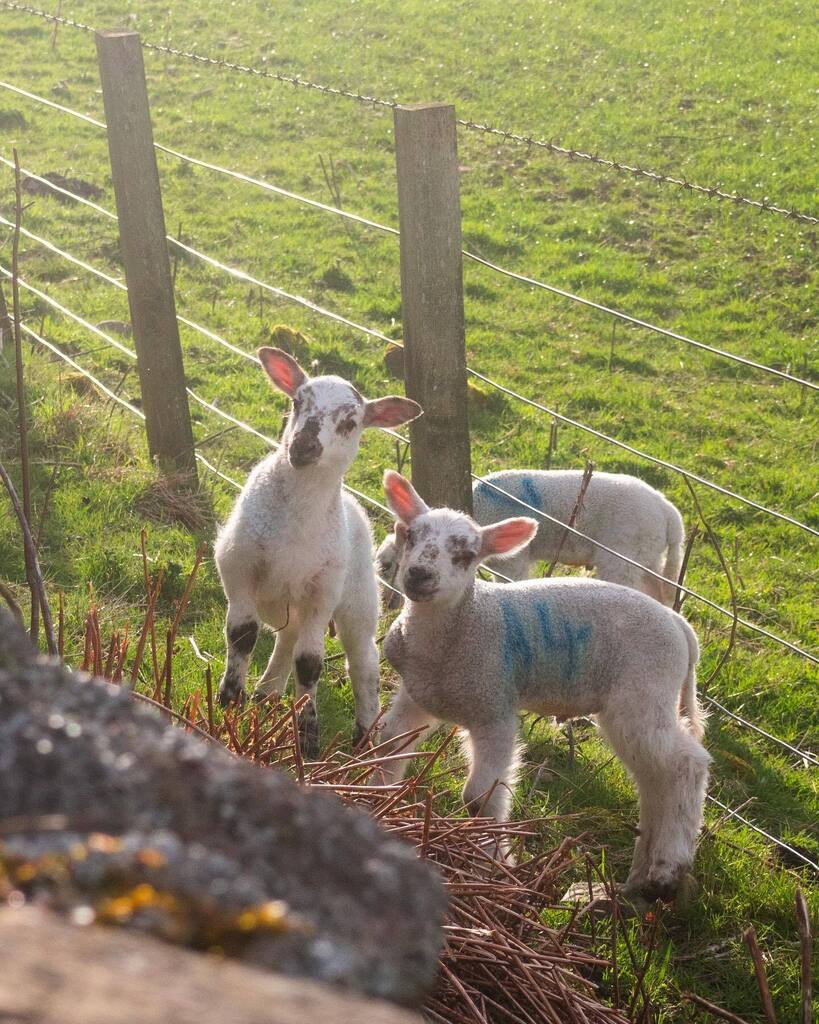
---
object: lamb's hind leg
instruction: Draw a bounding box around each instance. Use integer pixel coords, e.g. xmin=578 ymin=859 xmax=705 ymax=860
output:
xmin=292 ymin=592 xmax=339 ymax=760
xmin=218 ymin=596 xmax=259 ymax=707
xmin=598 ymin=709 xmax=710 ymax=900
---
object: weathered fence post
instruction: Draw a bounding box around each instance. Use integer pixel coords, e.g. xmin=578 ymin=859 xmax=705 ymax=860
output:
xmin=393 ymin=103 xmax=472 ymax=513
xmin=95 ymin=30 xmax=197 ymax=480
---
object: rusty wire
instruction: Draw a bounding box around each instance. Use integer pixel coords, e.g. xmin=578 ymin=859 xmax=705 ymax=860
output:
xmin=2 ymin=0 xmax=817 ymax=225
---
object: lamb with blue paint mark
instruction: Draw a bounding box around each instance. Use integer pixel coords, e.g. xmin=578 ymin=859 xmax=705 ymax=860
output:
xmin=376 ymin=468 xmax=685 ymax=608
xmin=376 ymin=471 xmax=710 ymax=901
xmin=214 ymin=349 xmax=421 ymax=758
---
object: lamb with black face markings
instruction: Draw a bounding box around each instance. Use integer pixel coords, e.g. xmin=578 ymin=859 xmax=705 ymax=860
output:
xmin=214 ymin=349 xmax=422 ymax=758
xmin=375 ymin=471 xmax=710 ymax=903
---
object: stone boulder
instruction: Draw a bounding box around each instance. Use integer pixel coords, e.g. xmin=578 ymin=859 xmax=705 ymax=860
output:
xmin=0 ymin=905 xmax=422 ymax=1024
xmin=0 ymin=613 xmax=445 ymax=1006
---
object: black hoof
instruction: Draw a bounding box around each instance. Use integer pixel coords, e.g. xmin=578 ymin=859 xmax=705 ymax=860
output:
xmin=352 ymin=722 xmax=367 ymax=748
xmin=298 ymin=721 xmax=320 ymax=761
xmin=252 ymin=688 xmax=274 ymax=705
xmin=218 ymin=679 xmax=245 ymax=709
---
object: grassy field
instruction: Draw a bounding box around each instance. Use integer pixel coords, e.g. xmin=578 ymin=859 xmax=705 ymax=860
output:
xmin=0 ymin=0 xmax=817 ymax=1019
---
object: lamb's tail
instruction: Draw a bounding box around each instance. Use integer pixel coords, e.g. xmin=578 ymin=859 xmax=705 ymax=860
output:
xmin=678 ymin=622 xmax=706 ymax=741
xmin=660 ymin=504 xmax=686 ymax=607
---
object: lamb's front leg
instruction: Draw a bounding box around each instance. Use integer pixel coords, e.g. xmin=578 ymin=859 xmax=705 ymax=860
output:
xmin=293 ymin=592 xmax=339 ymax=759
xmin=218 ymin=597 xmax=259 ymax=707
xmin=461 ymin=717 xmax=520 ymax=820
xmin=374 ymin=684 xmax=438 ymax=786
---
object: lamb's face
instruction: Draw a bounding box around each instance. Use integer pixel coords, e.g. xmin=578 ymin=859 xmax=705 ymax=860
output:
xmin=383 ymin=470 xmax=539 ymax=607
xmin=285 ymin=375 xmax=366 ymax=472
xmin=256 ymin=347 xmax=422 ymax=474
xmin=398 ymin=510 xmax=482 ymax=605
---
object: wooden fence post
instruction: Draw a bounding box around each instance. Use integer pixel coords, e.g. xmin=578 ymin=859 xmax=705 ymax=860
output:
xmin=95 ymin=30 xmax=196 ymax=480
xmin=393 ymin=103 xmax=472 ymax=514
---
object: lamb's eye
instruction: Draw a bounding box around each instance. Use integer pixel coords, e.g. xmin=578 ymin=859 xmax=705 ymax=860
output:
xmin=451 ymin=550 xmax=475 ymax=569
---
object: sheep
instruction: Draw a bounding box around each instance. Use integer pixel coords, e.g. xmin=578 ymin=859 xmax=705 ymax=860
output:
xmin=375 ymin=470 xmax=710 ymax=901
xmin=214 ymin=348 xmax=421 ymax=758
xmin=375 ymin=468 xmax=685 ymax=609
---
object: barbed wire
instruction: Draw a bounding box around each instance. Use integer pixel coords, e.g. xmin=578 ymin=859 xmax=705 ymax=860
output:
xmin=2 ymin=86 xmax=815 ymax=393
xmin=703 ymin=694 xmax=817 ymax=767
xmin=3 ymin=198 xmax=815 ymax=541
xmin=462 ymin=252 xmax=818 ymax=392
xmin=2 ymin=0 xmax=817 ymax=225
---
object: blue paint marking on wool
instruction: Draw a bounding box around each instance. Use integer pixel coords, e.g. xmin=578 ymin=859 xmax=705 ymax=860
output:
xmin=500 ymin=593 xmax=592 ymax=682
xmin=532 ymin=598 xmax=592 ymax=681
xmin=476 ymin=480 xmax=518 ymax=513
xmin=518 ymin=474 xmax=542 ymax=516
xmin=561 ymin=620 xmax=592 ymax=679
xmin=500 ymin=599 xmax=534 ymax=675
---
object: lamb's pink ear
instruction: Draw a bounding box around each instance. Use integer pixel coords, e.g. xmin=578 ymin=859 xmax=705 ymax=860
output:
xmin=479 ymin=517 xmax=538 ymax=558
xmin=383 ymin=470 xmax=428 ymax=523
xmin=363 ymin=396 xmax=423 ymax=429
xmin=257 ymin=347 xmax=308 ymax=397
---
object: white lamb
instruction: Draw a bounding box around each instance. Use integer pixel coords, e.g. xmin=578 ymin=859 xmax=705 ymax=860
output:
xmin=214 ymin=348 xmax=421 ymax=757
xmin=376 ymin=471 xmax=710 ymax=900
xmin=376 ymin=469 xmax=685 ymax=608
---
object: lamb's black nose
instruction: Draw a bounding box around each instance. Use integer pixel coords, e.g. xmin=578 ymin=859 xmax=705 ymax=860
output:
xmin=289 ymin=436 xmax=322 ymax=467
xmin=406 ymin=566 xmax=434 ymax=586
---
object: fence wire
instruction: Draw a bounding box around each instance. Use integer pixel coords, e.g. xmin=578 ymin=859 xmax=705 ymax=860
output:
xmin=2 ymin=84 xmax=816 ymax=394
xmin=706 ymin=795 xmax=818 ymax=874
xmin=469 ymin=475 xmax=816 ymax=666
xmin=8 ymin=198 xmax=816 ymax=768
xmin=2 ymin=0 xmax=816 ymax=226
xmin=2 ymin=175 xmax=815 ymax=547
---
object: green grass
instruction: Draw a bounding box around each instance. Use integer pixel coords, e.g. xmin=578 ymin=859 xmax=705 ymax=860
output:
xmin=0 ymin=0 xmax=817 ymax=1019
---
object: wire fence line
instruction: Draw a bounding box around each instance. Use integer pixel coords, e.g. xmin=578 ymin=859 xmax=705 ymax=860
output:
xmin=702 ymin=695 xmax=818 ymax=767
xmin=12 ymin=253 xmax=815 ymax=758
xmin=3 ymin=4 xmax=816 ymax=879
xmin=25 ymin=303 xmax=819 ymax=766
xmin=464 ymin=367 xmax=818 ymax=539
xmin=2 ymin=191 xmax=816 ymax=544
xmin=2 ymin=81 xmax=816 ymax=394
xmin=19 ymin=320 xmax=144 ymax=419
xmin=9 ymin=245 xmax=813 ymax=672
xmin=7 ymin=180 xmax=817 ymax=765
xmin=5 ymin=196 xmax=815 ymax=547
xmin=469 ymin=475 xmax=816 ymax=666
xmin=13 ymin=298 xmax=817 ymax=864
xmin=705 ymin=795 xmax=818 ymax=874
xmin=12 ymin=246 xmax=815 ymax=759
xmin=2 ymin=0 xmax=817 ymax=226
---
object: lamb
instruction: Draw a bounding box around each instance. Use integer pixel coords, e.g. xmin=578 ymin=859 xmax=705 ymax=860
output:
xmin=375 ymin=469 xmax=685 ymax=608
xmin=375 ymin=471 xmax=710 ymax=900
xmin=214 ymin=348 xmax=421 ymax=758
